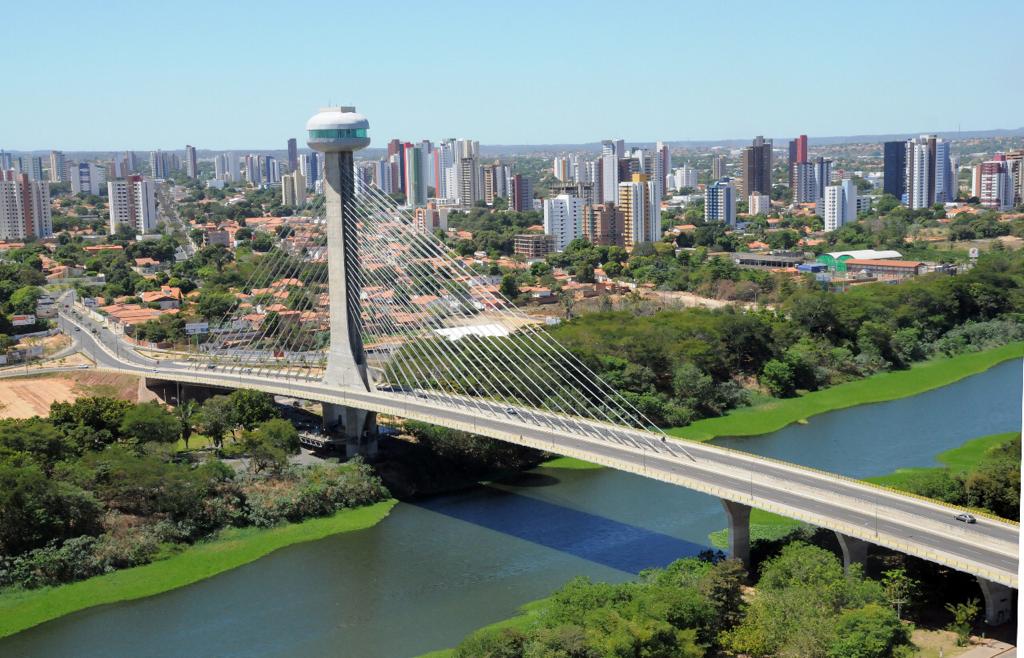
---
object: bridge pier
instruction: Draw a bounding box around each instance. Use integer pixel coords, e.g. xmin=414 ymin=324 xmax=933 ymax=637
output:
xmin=977 ymin=577 xmax=1014 ymax=626
xmin=323 ymin=402 xmax=378 ymax=459
xmin=720 ymin=499 xmax=751 ymax=569
xmin=834 ymin=533 xmax=869 ymax=572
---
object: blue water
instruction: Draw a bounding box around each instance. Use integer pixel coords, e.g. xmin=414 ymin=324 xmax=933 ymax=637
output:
xmin=1 ymin=359 xmax=1019 ymax=658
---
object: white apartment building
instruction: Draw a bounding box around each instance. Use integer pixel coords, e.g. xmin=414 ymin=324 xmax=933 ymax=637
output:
xmin=822 ymin=179 xmax=858 ymax=232
xmin=107 ymin=177 xmax=157 ymax=235
xmin=0 ymin=170 xmax=52 ymax=239
xmin=543 ymin=194 xmax=583 ymax=251
xmin=49 ymin=150 xmax=67 ymax=183
xmin=69 ymin=162 xmax=106 ymax=196
xmin=748 ymin=192 xmax=770 ymax=216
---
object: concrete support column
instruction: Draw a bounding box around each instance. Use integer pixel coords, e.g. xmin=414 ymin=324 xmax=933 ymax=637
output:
xmin=977 ymin=577 xmax=1014 ymax=626
xmin=835 ymin=533 xmax=869 ymax=572
xmin=322 ymin=403 xmax=377 ymax=459
xmin=344 ymin=407 xmax=377 ymax=459
xmin=720 ymin=499 xmax=751 ymax=569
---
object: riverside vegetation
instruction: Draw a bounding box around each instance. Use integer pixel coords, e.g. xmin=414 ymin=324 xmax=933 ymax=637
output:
xmin=0 ymin=390 xmax=390 ymax=596
xmin=445 ymin=544 xmax=923 ymax=658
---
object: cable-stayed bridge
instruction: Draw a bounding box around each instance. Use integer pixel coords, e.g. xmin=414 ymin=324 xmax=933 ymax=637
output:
xmin=63 ymin=107 xmax=1018 ymax=624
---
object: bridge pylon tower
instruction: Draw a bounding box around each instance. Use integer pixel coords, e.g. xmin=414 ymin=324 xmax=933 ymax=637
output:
xmin=306 ymin=105 xmax=377 ymax=457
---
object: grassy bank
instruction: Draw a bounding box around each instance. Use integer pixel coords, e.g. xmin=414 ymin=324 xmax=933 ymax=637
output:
xmin=671 ymin=342 xmax=1023 ymax=442
xmin=864 ymin=432 xmax=1019 ymax=490
xmin=0 ymin=500 xmax=397 ymax=640
xmin=541 ymin=456 xmax=601 ymax=470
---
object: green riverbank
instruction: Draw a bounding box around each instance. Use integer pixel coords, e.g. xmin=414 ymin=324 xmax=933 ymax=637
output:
xmin=670 ymin=342 xmax=1024 ymax=442
xmin=0 ymin=500 xmax=398 ymax=640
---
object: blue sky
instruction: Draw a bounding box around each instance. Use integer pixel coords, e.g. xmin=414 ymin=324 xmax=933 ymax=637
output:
xmin=4 ymin=0 xmax=1023 ymax=150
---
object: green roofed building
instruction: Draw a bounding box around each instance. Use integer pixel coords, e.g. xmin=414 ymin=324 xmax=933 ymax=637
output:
xmin=817 ymin=249 xmax=903 ymax=272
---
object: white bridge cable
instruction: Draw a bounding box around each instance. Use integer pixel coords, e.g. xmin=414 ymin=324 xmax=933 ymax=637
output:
xmin=353 ymin=182 xmax=685 ymax=457
xmin=341 ymin=176 xmax=614 ymax=434
xmin=346 ymin=185 xmax=651 ymax=442
xmin=213 ymin=228 xmax=330 ymax=377
xmin=340 ymin=195 xmax=593 ymax=434
xmin=346 ymin=174 xmax=659 ymax=444
xmin=351 ymin=176 xmax=669 ymax=443
xmin=341 ymin=195 xmax=602 ymax=437
xmin=196 ymin=231 xmax=308 ymax=364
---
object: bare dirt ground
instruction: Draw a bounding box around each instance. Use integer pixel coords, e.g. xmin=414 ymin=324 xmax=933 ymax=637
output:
xmin=0 ymin=371 xmax=141 ymax=419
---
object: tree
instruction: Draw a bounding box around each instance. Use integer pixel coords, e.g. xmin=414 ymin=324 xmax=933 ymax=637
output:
xmin=8 ymin=285 xmax=41 ymax=315
xmin=827 ymin=604 xmax=911 ymax=658
xmin=196 ymin=395 xmax=235 ymax=449
xmin=880 ymin=568 xmax=918 ymax=620
xmin=760 ymin=358 xmax=796 ymax=397
xmin=559 ymin=290 xmax=577 ymax=320
xmin=174 ymin=400 xmax=198 ymax=450
xmin=498 ymin=274 xmax=520 ymax=299
xmin=119 ymin=402 xmax=180 ymax=447
xmin=241 ymin=419 xmax=299 ymax=473
xmin=945 ymin=598 xmax=980 ymax=646
xmin=0 ymin=462 xmax=101 ymax=555
xmin=228 ymin=389 xmax=279 ymax=431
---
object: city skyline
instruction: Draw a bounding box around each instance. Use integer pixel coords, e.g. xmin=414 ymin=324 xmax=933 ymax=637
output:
xmin=3 ymin=0 xmax=1023 ymax=150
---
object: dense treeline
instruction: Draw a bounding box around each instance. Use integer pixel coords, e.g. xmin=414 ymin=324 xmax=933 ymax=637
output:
xmin=455 ymin=544 xmax=917 ymax=658
xmin=0 ymin=392 xmax=388 ymax=591
xmin=546 ymin=251 xmax=1024 ymax=423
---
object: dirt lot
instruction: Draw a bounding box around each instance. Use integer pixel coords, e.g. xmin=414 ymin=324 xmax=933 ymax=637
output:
xmin=0 ymin=371 xmax=141 ymax=419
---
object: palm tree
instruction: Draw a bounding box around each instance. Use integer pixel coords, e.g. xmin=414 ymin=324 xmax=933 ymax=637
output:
xmin=175 ymin=399 xmax=198 ymax=450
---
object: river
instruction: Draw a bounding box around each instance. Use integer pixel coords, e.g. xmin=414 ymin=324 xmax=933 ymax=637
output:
xmin=2 ymin=359 xmax=1020 ymax=658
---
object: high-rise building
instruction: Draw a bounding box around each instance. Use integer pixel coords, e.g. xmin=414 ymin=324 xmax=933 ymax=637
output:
xmin=0 ymin=151 xmax=11 ymax=170
xmin=883 ymin=141 xmax=906 ymax=200
xmin=671 ymin=165 xmax=699 ymax=191
xmin=0 ymin=170 xmax=52 ymax=239
xmin=1004 ymin=150 xmax=1024 ymax=206
xmin=149 ymin=150 xmax=168 ymax=178
xmin=705 ymin=177 xmax=736 ymax=226
xmin=482 ymin=161 xmax=512 ymax=205
xmin=711 ymin=154 xmax=726 ymax=180
xmin=740 ymin=136 xmax=772 ymax=197
xmin=224 ymin=152 xmax=240 ymax=182
xmin=511 ymin=174 xmax=533 ymax=212
xmin=49 ymin=150 xmax=67 ymax=183
xmin=281 ymin=170 xmax=307 ymax=207
xmin=905 ymin=135 xmax=952 ymax=209
xmin=617 ymin=173 xmax=659 ymax=248
xmin=287 ymin=138 xmax=298 ymax=173
xmin=214 ymin=154 xmax=226 ymax=180
xmin=543 ymin=194 xmax=583 ymax=251
xmin=788 ymin=135 xmax=808 ymax=198
xmin=748 ymin=192 xmax=770 ymax=216
xmin=552 ymin=156 xmax=572 ymax=181
xmin=976 ymin=156 xmax=1014 ymax=210
xmin=934 ymin=140 xmax=955 ymax=203
xmin=372 ymin=158 xmax=393 ymax=194
xmin=299 ymin=152 xmax=319 ymax=190
xmin=413 ymin=202 xmax=449 ymax=233
xmin=599 ymin=140 xmax=619 ymax=204
xmin=813 ymin=157 xmax=833 ymax=202
xmin=456 ymin=139 xmax=481 ymax=206
xmin=107 ymin=175 xmax=157 ymax=235
xmin=582 ymin=203 xmax=624 ymax=247
xmin=822 ymin=179 xmax=858 ymax=232
xmin=23 ymin=156 xmax=44 ymax=182
xmin=185 ymin=145 xmax=198 ymax=179
xmin=69 ymin=162 xmax=106 ymax=196
xmin=656 ymin=142 xmax=670 ymax=190
xmin=402 ymin=143 xmax=426 ymax=207
xmin=792 ymin=162 xmax=817 ymax=203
